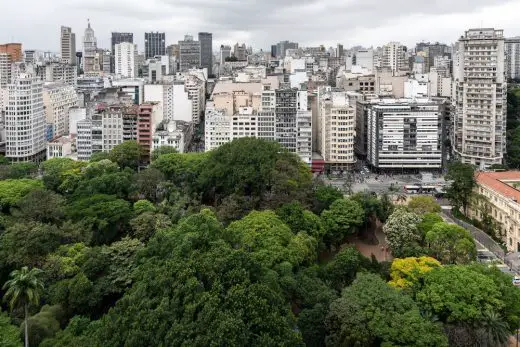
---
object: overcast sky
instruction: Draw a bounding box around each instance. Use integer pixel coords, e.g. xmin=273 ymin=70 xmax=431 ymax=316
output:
xmin=1 ymin=0 xmax=520 ymax=52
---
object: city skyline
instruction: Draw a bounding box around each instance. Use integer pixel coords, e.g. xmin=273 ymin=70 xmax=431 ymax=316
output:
xmin=1 ymin=0 xmax=520 ymax=51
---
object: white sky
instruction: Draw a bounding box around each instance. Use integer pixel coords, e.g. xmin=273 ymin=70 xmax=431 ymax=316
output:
xmin=1 ymin=0 xmax=519 ymax=52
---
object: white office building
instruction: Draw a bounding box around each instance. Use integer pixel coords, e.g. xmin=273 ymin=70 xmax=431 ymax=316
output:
xmin=43 ymin=82 xmax=79 ymax=137
xmin=115 ymin=42 xmax=137 ymax=78
xmin=60 ymin=26 xmax=76 ymax=65
xmin=453 ymin=28 xmax=506 ymax=169
xmin=5 ymin=74 xmax=46 ymax=161
xmin=366 ymin=98 xmax=443 ymax=170
xmin=381 ymin=42 xmax=408 ymax=73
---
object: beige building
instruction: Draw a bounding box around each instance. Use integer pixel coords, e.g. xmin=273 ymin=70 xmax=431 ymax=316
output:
xmin=316 ymin=87 xmax=357 ymax=170
xmin=43 ymin=82 xmax=79 ymax=137
xmin=469 ymin=171 xmax=520 ymax=252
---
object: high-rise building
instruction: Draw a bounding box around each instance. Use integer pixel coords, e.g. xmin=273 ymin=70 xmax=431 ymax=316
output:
xmin=233 ymin=43 xmax=247 ymax=61
xmin=111 ymin=32 xmax=133 ymax=73
xmin=453 ymin=28 xmax=506 ymax=169
xmin=275 ymin=88 xmax=309 ymax=157
xmin=42 ymin=82 xmax=79 ymax=137
xmin=366 ymin=98 xmax=443 ymax=170
xmin=220 ymin=45 xmax=231 ymax=64
xmin=60 ymin=26 xmax=76 ymax=65
xmin=0 ymin=43 xmax=22 ymax=62
xmin=198 ymin=32 xmax=213 ymax=76
xmin=145 ymin=32 xmax=165 ymax=59
xmin=506 ymin=37 xmax=520 ymax=81
xmin=381 ymin=42 xmax=408 ymax=73
xmin=337 ymin=44 xmax=344 ymax=58
xmin=5 ymin=74 xmax=46 ymax=162
xmin=179 ymin=35 xmax=201 ymax=72
xmin=83 ymin=20 xmax=97 ymax=73
xmin=275 ymin=41 xmax=298 ymax=59
xmin=115 ymin=42 xmax=137 ymax=78
xmin=0 ymin=53 xmax=12 ymax=88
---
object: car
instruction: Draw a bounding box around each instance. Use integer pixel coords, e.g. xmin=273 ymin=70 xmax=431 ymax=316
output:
xmin=513 ymin=276 xmax=520 ymax=286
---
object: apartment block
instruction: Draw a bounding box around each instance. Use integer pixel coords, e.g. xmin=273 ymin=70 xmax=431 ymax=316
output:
xmin=43 ymin=82 xmax=79 ymax=137
xmin=381 ymin=42 xmax=408 ymax=73
xmin=506 ymin=37 xmax=520 ymax=80
xmin=115 ymin=42 xmax=137 ymax=78
xmin=5 ymin=74 xmax=46 ymax=162
xmin=453 ymin=28 xmax=506 ymax=169
xmin=60 ymin=26 xmax=76 ymax=65
xmin=366 ymin=98 xmax=443 ymax=170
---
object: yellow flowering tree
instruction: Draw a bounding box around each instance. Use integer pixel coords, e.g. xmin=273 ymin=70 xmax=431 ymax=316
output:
xmin=389 ymin=256 xmax=441 ymax=289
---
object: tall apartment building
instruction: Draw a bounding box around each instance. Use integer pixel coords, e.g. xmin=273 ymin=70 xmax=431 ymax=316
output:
xmin=198 ymin=32 xmax=213 ymax=76
xmin=83 ymin=21 xmax=97 ymax=73
xmin=40 ymin=62 xmax=77 ymax=87
xmin=42 ymin=82 xmax=79 ymax=137
xmin=5 ymin=74 xmax=46 ymax=162
xmin=111 ymin=32 xmax=133 ymax=73
xmin=0 ymin=44 xmax=22 ymax=62
xmin=506 ymin=37 xmax=520 ymax=80
xmin=115 ymin=42 xmax=138 ymax=78
xmin=381 ymin=42 xmax=408 ymax=73
xmin=145 ymin=32 xmax=166 ymax=59
xmin=60 ymin=26 xmax=76 ymax=65
xmin=453 ymin=28 xmax=506 ymax=169
xmin=316 ymin=87 xmax=356 ymax=170
xmin=185 ymin=75 xmax=205 ymax=123
xmin=220 ymin=45 xmax=231 ymax=64
xmin=0 ymin=53 xmax=12 ymax=88
xmin=179 ymin=35 xmax=201 ymax=72
xmin=366 ymin=99 xmax=443 ymax=170
xmin=234 ymin=43 xmax=247 ymax=61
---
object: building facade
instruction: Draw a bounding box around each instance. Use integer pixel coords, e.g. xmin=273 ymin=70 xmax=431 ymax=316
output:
xmin=145 ymin=32 xmax=166 ymax=59
xmin=220 ymin=45 xmax=231 ymax=64
xmin=198 ymin=32 xmax=213 ymax=76
xmin=5 ymin=74 xmax=46 ymax=161
xmin=111 ymin=32 xmax=134 ymax=73
xmin=366 ymin=99 xmax=443 ymax=171
xmin=381 ymin=42 xmax=408 ymax=73
xmin=115 ymin=42 xmax=137 ymax=78
xmin=179 ymin=35 xmax=201 ymax=72
xmin=506 ymin=37 xmax=520 ymax=81
xmin=0 ymin=43 xmax=22 ymax=62
xmin=453 ymin=28 xmax=506 ymax=169
xmin=43 ymin=82 xmax=79 ymax=137
xmin=60 ymin=26 xmax=76 ymax=65
xmin=83 ymin=21 xmax=97 ymax=73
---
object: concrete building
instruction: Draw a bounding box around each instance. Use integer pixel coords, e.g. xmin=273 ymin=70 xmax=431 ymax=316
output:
xmin=115 ymin=42 xmax=137 ymax=78
xmin=205 ymin=105 xmax=230 ymax=151
xmin=198 ymin=32 xmax=213 ymax=76
xmin=354 ymin=49 xmax=374 ymax=72
xmin=68 ymin=107 xmax=87 ymax=135
xmin=60 ymin=26 xmax=76 ymax=65
xmin=76 ymin=118 xmax=94 ymax=161
xmin=5 ymin=74 xmax=46 ymax=162
xmin=111 ymin=79 xmax=145 ymax=104
xmin=381 ymin=42 xmax=408 ymax=73
xmin=469 ymin=171 xmax=520 ymax=252
xmin=0 ymin=43 xmax=22 ymax=62
xmin=275 ymin=41 xmax=299 ymax=59
xmin=43 ymin=82 xmax=79 ymax=137
xmin=366 ymin=98 xmax=443 ymax=171
xmin=234 ymin=43 xmax=247 ymax=61
xmin=138 ymin=104 xmax=154 ymax=162
xmin=47 ymin=136 xmax=73 ymax=158
xmin=453 ymin=28 xmax=506 ymax=169
xmin=506 ymin=37 xmax=520 ymax=80
xmin=145 ymin=32 xmax=166 ymax=59
xmin=152 ymin=120 xmax=193 ymax=154
xmin=0 ymin=53 xmax=12 ymax=88
xmin=184 ymin=74 xmax=205 ymax=124
xmin=179 ymin=35 xmax=201 ymax=72
xmin=39 ymin=62 xmax=77 ymax=87
xmin=111 ymin=32 xmax=133 ymax=73
xmin=275 ymin=88 xmax=304 ymax=154
xmin=83 ymin=21 xmax=97 ymax=73
xmin=316 ymin=87 xmax=357 ymax=170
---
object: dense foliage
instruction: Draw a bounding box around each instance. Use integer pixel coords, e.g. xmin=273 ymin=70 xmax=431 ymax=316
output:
xmin=0 ymin=138 xmax=518 ymax=347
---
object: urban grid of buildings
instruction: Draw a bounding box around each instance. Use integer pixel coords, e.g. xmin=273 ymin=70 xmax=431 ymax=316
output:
xmin=3 ymin=23 xmax=520 ymax=250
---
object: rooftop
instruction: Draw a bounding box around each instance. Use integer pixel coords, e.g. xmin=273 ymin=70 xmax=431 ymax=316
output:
xmin=476 ymin=171 xmax=520 ymax=202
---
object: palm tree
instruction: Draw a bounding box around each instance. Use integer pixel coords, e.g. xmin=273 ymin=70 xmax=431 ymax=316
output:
xmin=479 ymin=311 xmax=510 ymax=347
xmin=2 ymin=266 xmax=44 ymax=347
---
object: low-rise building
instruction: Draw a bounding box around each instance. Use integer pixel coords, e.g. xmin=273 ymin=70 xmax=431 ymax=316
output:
xmin=152 ymin=120 xmax=193 ymax=153
xmin=47 ymin=136 xmax=73 ymax=158
xmin=469 ymin=171 xmax=520 ymax=252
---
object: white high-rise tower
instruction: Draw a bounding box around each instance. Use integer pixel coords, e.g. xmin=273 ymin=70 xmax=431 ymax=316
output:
xmin=453 ymin=28 xmax=506 ymax=169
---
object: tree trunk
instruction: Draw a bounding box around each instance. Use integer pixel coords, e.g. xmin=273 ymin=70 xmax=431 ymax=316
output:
xmin=24 ymin=304 xmax=29 ymax=347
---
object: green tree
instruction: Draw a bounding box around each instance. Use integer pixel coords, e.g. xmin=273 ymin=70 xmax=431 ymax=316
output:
xmin=151 ymin=146 xmax=177 ymax=161
xmin=11 ymin=189 xmax=65 ymax=223
xmin=88 ymin=152 xmax=111 ymax=163
xmin=151 ymin=152 xmax=208 ymax=190
xmin=325 ymin=273 xmax=448 ymax=347
xmin=132 ymin=168 xmax=166 ymax=203
xmin=109 ymin=141 xmax=143 ymax=170
xmin=407 ymin=196 xmax=441 ymax=214
xmin=0 ymin=309 xmax=22 ymax=347
xmin=129 ymin=212 xmax=171 ymax=241
xmin=2 ymin=267 xmax=44 ymax=347
xmin=0 ymin=163 xmax=38 ymax=180
xmin=323 ymin=246 xmax=365 ymax=291
xmin=276 ymin=201 xmax=322 ymax=238
xmin=66 ymin=194 xmax=132 ymax=245
xmin=0 ymin=180 xmax=43 ymax=211
xmin=22 ymin=305 xmax=64 ymax=347
xmin=133 ymin=200 xmax=156 ymax=215
xmin=383 ymin=207 xmax=423 ymax=258
xmin=425 ymin=222 xmax=477 ymax=264
xmin=417 ymin=213 xmax=444 ymax=237
xmin=321 ymin=198 xmax=364 ymax=250
xmin=41 ymin=158 xmax=86 ymax=192
xmin=445 ymin=162 xmax=476 ymax=214
xmin=388 ymin=256 xmax=441 ymax=290
xmin=312 ymin=183 xmax=343 ymax=215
